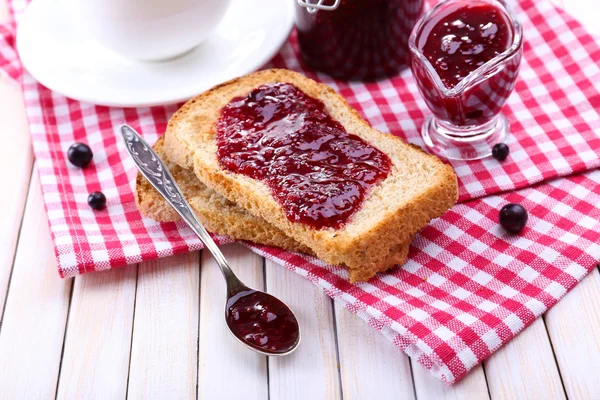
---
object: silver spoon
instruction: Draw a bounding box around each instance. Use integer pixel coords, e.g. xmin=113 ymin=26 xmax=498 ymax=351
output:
xmin=120 ymin=124 xmax=300 ymax=356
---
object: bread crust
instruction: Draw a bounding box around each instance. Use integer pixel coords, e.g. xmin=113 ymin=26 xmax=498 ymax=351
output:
xmin=164 ymin=69 xmax=458 ymax=282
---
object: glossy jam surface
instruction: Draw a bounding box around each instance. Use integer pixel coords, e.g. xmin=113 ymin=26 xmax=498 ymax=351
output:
xmin=296 ymin=0 xmax=424 ymax=80
xmin=216 ymin=83 xmax=391 ymax=229
xmin=410 ymin=0 xmax=521 ymax=127
xmin=226 ymin=290 xmax=299 ymax=354
xmin=417 ymin=1 xmax=513 ymax=88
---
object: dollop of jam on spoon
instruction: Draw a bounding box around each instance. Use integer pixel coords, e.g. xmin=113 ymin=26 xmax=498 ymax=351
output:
xmin=226 ymin=289 xmax=300 ymax=354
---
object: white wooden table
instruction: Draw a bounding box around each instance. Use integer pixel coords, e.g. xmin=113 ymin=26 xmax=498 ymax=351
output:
xmin=1 ymin=1 xmax=599 ymax=399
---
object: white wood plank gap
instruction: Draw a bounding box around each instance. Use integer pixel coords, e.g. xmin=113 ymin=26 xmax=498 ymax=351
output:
xmin=334 ymin=301 xmax=416 ymax=400
xmin=265 ymin=259 xmax=341 ymax=400
xmin=544 ymin=269 xmax=600 ymax=400
xmin=197 ymin=243 xmax=268 ymax=400
xmin=0 ymin=76 xmax=34 ymax=317
xmin=56 ymin=267 xmax=138 ymax=400
xmin=412 ymin=362 xmax=490 ymax=400
xmin=127 ymin=252 xmax=200 ymax=400
xmin=0 ymin=170 xmax=72 ymax=398
xmin=484 ymin=318 xmax=566 ymax=400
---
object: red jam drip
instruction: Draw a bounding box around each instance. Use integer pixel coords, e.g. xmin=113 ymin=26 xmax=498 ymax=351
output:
xmin=216 ymin=83 xmax=392 ymax=229
xmin=226 ymin=290 xmax=299 ymax=354
xmin=417 ymin=1 xmax=513 ymax=88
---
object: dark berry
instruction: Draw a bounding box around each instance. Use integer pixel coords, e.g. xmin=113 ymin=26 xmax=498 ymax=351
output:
xmin=68 ymin=143 xmax=93 ymax=167
xmin=499 ymin=203 xmax=528 ymax=233
xmin=87 ymin=191 xmax=106 ymax=210
xmin=492 ymin=143 xmax=510 ymax=161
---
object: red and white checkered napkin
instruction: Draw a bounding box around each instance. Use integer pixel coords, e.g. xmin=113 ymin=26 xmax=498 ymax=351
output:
xmin=250 ymin=170 xmax=600 ymax=383
xmin=2 ymin=0 xmax=600 ymax=383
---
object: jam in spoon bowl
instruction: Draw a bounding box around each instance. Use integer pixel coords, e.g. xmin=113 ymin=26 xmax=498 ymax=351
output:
xmin=120 ymin=124 xmax=300 ymax=356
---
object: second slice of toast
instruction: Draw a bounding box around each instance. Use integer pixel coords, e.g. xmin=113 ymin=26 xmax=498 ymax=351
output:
xmin=164 ymin=69 xmax=458 ymax=282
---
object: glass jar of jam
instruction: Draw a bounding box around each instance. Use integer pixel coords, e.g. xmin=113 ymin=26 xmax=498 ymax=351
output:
xmin=409 ymin=0 xmax=523 ymax=160
xmin=295 ymin=0 xmax=425 ymax=80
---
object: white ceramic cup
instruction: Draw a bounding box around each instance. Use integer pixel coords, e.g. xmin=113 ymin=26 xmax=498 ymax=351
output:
xmin=66 ymin=0 xmax=232 ymax=61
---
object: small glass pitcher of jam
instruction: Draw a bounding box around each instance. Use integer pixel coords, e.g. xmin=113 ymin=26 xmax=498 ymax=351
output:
xmin=409 ymin=0 xmax=523 ymax=160
xmin=295 ymin=0 xmax=425 ymax=80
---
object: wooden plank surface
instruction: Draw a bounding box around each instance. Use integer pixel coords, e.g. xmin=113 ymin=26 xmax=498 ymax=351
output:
xmin=0 ymin=170 xmax=72 ymax=399
xmin=484 ymin=318 xmax=566 ymax=400
xmin=265 ymin=260 xmax=341 ymax=400
xmin=127 ymin=252 xmax=200 ymax=400
xmin=544 ymin=269 xmax=600 ymax=399
xmin=56 ymin=267 xmax=138 ymax=400
xmin=412 ymin=363 xmax=490 ymax=400
xmin=334 ymin=302 xmax=415 ymax=400
xmin=0 ymin=76 xmax=34 ymax=319
xmin=197 ymin=244 xmax=268 ymax=400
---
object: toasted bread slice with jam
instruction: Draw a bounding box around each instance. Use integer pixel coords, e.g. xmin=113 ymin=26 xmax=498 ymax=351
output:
xmin=163 ymin=69 xmax=458 ymax=282
xmin=136 ymin=137 xmax=412 ymax=268
xmin=136 ymin=137 xmax=312 ymax=254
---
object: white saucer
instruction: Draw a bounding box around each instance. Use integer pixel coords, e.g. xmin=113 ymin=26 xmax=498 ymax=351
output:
xmin=16 ymin=0 xmax=294 ymax=108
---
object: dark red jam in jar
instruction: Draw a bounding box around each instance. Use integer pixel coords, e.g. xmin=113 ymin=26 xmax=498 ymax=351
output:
xmin=410 ymin=0 xmax=522 ymax=127
xmin=226 ymin=290 xmax=299 ymax=354
xmin=296 ymin=0 xmax=424 ymax=80
xmin=418 ymin=2 xmax=513 ymax=89
xmin=216 ymin=83 xmax=392 ymax=229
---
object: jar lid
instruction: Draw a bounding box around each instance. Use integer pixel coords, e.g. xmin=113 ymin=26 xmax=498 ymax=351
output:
xmin=296 ymin=0 xmax=340 ymax=13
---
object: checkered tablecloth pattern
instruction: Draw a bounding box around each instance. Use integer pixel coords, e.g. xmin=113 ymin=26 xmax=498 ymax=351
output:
xmin=2 ymin=0 xmax=599 ymax=384
xmin=249 ymin=168 xmax=600 ymax=383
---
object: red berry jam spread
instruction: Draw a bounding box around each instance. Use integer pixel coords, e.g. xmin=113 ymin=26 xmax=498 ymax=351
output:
xmin=226 ymin=290 xmax=299 ymax=354
xmin=417 ymin=1 xmax=513 ymax=88
xmin=296 ymin=0 xmax=424 ymax=80
xmin=216 ymin=83 xmax=392 ymax=229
